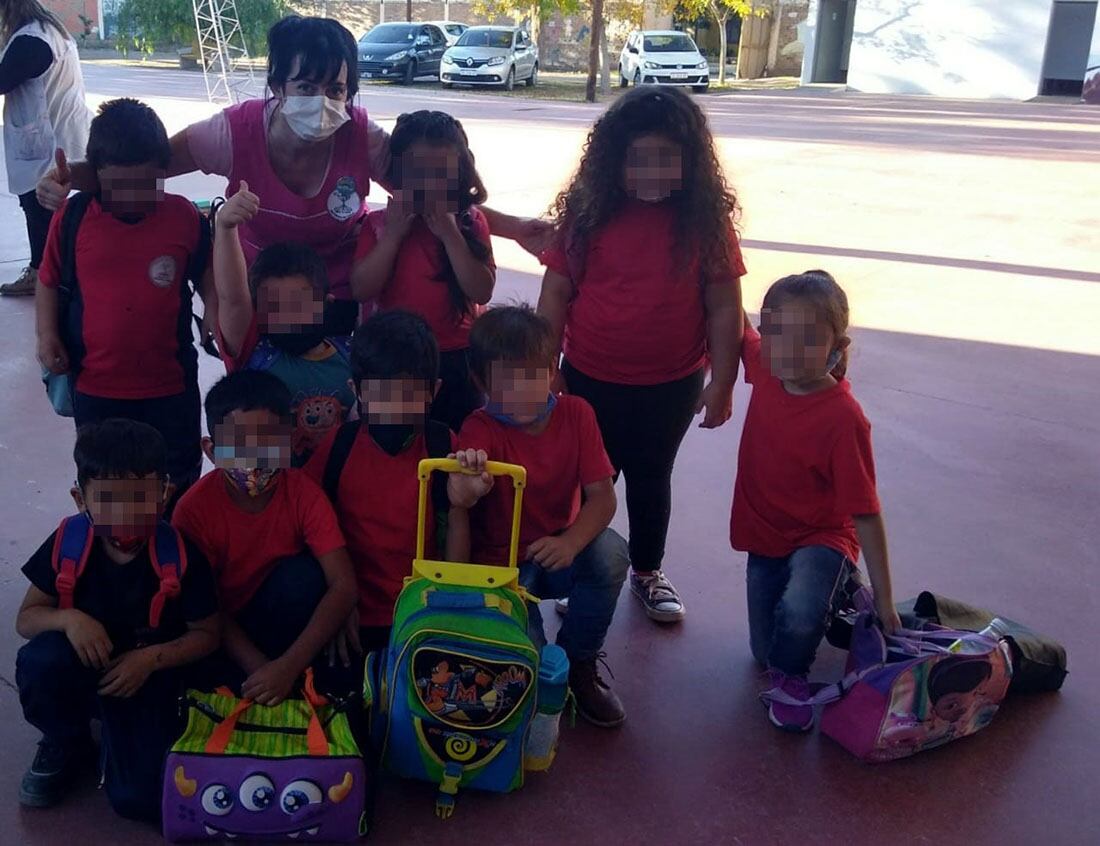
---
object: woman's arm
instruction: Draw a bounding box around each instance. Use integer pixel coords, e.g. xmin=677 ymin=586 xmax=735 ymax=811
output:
xmin=0 ymin=35 xmax=52 ymax=95
xmin=480 ymin=207 xmax=556 ymax=257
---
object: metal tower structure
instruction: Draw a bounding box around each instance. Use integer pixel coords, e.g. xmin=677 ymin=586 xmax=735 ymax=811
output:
xmin=192 ymin=0 xmax=257 ymax=105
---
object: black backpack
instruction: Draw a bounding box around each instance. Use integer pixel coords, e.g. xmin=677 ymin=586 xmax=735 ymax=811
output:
xmin=322 ymin=420 xmax=453 ymax=514
xmin=56 ymin=192 xmax=214 ymax=378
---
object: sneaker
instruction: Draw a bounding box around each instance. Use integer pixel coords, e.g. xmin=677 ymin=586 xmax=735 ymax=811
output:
xmin=761 ymin=670 xmax=814 ymax=733
xmin=0 ymin=266 xmax=37 ymax=296
xmin=554 ymin=598 xmax=569 ymax=616
xmin=630 ymin=570 xmax=685 ymax=623
xmin=569 ymin=654 xmax=625 ymax=728
xmin=19 ymin=738 xmax=89 ymax=807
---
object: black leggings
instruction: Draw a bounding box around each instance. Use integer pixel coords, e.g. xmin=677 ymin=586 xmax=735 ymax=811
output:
xmin=20 ymin=189 xmax=54 ymax=269
xmin=561 ymin=360 xmax=704 ymax=574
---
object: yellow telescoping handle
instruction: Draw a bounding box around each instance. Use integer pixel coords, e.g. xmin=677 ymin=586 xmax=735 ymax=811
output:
xmin=415 ymin=458 xmax=527 ymax=568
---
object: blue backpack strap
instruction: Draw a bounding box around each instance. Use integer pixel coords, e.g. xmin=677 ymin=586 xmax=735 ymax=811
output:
xmin=51 ymin=513 xmax=94 ymax=610
xmin=327 ymin=335 xmax=353 ymax=364
xmin=244 ymin=337 xmax=281 ymax=371
xmin=322 ymin=420 xmax=361 ymax=502
xmin=147 ymin=522 xmax=187 ymax=629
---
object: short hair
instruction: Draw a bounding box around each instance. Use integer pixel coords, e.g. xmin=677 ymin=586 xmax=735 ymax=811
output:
xmin=247 ymin=242 xmax=329 ymax=302
xmin=267 ymin=15 xmax=359 ymax=101
xmin=468 ymin=304 xmax=555 ymax=384
xmin=86 ymin=98 xmax=171 ymax=172
xmin=351 ymin=310 xmax=439 ymax=384
xmin=204 ymin=371 xmax=292 ymax=437
xmin=74 ymin=419 xmax=167 ymax=488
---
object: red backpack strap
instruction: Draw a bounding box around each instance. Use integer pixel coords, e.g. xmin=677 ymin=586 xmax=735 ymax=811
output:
xmin=52 ymin=514 xmax=94 ymax=610
xmin=147 ymin=522 xmax=188 ymax=629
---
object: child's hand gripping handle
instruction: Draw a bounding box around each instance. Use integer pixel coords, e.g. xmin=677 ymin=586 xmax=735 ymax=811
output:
xmin=416 ymin=459 xmax=527 ymax=567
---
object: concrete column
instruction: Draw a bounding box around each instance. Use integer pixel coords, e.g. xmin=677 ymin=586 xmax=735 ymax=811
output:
xmin=1085 ymin=8 xmax=1100 ymax=103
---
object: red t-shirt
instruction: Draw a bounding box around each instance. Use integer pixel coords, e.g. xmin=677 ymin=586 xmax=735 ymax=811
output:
xmin=730 ymin=325 xmax=880 ymax=562
xmin=539 ymin=200 xmax=746 ymax=386
xmin=305 ymin=427 xmax=457 ymax=626
xmin=458 ymin=396 xmax=615 ymax=565
xmin=172 ymin=468 xmax=346 ymax=614
xmin=354 ymin=208 xmax=494 ymax=352
xmin=39 ymin=194 xmax=203 ymax=399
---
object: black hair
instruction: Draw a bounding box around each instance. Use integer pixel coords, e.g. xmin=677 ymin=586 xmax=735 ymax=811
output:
xmin=247 ymin=242 xmax=329 ymax=303
xmin=468 ymin=304 xmax=554 ymax=385
xmin=267 ymin=15 xmax=359 ymax=103
xmin=86 ymin=98 xmax=171 ymax=172
xmin=550 ymin=86 xmax=739 ymax=286
xmin=351 ymin=310 xmax=439 ymax=384
xmin=204 ymin=370 xmax=293 ymax=437
xmin=74 ymin=419 xmax=167 ymax=488
xmin=928 ymin=658 xmax=994 ymax=703
xmin=388 ymin=110 xmax=492 ymax=319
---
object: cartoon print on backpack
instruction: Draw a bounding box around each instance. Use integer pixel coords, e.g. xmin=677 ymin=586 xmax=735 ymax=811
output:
xmin=412 ymin=648 xmax=532 ymax=728
xmin=168 ymin=763 xmax=358 ymax=841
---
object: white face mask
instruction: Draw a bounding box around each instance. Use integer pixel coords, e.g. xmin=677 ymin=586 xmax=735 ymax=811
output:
xmin=280 ymin=95 xmax=349 ymax=142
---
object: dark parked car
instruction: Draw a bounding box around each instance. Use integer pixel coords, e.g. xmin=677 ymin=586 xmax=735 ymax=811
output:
xmin=357 ymin=22 xmax=448 ymax=84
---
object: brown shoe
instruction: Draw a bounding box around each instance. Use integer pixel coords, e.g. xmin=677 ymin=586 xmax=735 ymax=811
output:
xmin=569 ymin=654 xmax=625 ymax=728
xmin=0 ymin=266 xmax=37 ymax=296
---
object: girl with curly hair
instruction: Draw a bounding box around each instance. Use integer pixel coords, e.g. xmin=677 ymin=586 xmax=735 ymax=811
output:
xmin=537 ymin=86 xmax=745 ymax=624
xmin=351 ymin=110 xmax=496 ymax=431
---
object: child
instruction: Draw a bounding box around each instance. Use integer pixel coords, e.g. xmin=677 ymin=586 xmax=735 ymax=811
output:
xmin=304 ymin=309 xmax=474 ymax=655
xmin=172 ymin=371 xmax=357 ymax=703
xmin=731 ymin=270 xmax=902 ymax=732
xmin=35 ymin=98 xmax=212 ymax=505
xmin=350 ymin=110 xmax=495 ymax=432
xmin=456 ymin=305 xmax=630 ymax=728
xmin=538 ymin=86 xmax=744 ymax=625
xmin=15 ymin=419 xmax=219 ymax=820
xmin=213 ymin=185 xmax=355 ymax=466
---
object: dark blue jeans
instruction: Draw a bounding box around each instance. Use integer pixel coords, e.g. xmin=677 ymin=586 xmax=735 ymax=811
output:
xmin=519 ymin=528 xmax=629 ymax=662
xmin=16 ymin=630 xmax=185 ymax=822
xmin=746 ymin=546 xmax=854 ymax=676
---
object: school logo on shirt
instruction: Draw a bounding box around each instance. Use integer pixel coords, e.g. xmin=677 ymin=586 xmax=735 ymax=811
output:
xmin=327 ymin=176 xmax=360 ymax=222
xmin=148 ymin=255 xmax=177 ymax=289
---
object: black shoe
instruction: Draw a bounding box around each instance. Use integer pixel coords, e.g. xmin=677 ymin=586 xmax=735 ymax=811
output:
xmin=19 ymin=739 xmax=89 ymax=808
xmin=569 ymin=654 xmax=626 ymax=728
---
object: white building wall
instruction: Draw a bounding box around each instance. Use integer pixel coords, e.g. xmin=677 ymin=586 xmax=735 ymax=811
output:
xmin=844 ymin=0 xmax=1055 ymax=99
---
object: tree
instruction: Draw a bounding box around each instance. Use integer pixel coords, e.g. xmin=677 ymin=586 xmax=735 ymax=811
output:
xmin=115 ymin=0 xmax=287 ymax=58
xmin=584 ymin=0 xmax=604 ymax=101
xmin=471 ymin=0 xmax=582 ymax=47
xmin=678 ymin=0 xmax=771 ymax=84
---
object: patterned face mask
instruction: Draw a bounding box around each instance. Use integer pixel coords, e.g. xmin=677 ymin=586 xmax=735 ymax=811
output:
xmin=223 ymin=467 xmax=280 ymax=498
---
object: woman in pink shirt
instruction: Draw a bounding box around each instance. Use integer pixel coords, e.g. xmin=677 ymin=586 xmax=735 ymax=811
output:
xmin=37 ymin=15 xmax=549 ymax=334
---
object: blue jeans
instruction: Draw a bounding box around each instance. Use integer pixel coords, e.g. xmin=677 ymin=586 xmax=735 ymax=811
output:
xmin=519 ymin=528 xmax=629 ymax=662
xmin=746 ymin=546 xmax=853 ymax=676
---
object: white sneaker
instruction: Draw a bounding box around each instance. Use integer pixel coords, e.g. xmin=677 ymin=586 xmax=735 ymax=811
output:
xmin=630 ymin=570 xmax=686 ymax=623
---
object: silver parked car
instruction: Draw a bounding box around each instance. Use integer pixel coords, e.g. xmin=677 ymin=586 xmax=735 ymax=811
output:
xmin=441 ymin=26 xmax=538 ymax=91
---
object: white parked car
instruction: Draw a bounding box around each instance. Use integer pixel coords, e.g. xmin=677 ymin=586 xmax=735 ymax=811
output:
xmin=441 ymin=26 xmax=538 ymax=91
xmin=619 ymin=30 xmax=710 ymax=92
xmin=425 ymin=20 xmax=468 ymax=46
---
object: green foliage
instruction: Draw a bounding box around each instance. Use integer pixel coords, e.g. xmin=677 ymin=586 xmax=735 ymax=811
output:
xmin=115 ymin=0 xmax=287 ymax=57
xmin=470 ymin=0 xmax=582 ymax=24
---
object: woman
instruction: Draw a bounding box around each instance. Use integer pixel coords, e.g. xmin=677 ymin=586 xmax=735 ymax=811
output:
xmin=36 ymin=15 xmax=550 ymax=332
xmin=0 ymin=0 xmax=90 ymax=296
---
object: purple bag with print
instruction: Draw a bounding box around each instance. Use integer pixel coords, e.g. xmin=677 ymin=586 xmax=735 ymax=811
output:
xmin=818 ymin=613 xmax=1013 ymax=762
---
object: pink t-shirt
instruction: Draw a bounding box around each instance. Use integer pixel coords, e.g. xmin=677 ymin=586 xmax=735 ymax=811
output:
xmin=187 ymin=99 xmax=389 ymax=300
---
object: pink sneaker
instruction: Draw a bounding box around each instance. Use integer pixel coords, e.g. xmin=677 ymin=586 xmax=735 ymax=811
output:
xmin=761 ymin=670 xmax=814 ymax=733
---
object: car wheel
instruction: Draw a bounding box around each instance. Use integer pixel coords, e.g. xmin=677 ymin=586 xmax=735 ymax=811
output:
xmin=693 ymin=85 xmax=709 ymax=93
xmin=633 ymin=69 xmax=642 ymax=86
xmin=619 ymin=64 xmax=629 ymax=87
xmin=442 ymin=81 xmax=453 ymax=89
xmin=504 ymin=66 xmax=515 ymax=91
xmin=526 ymin=62 xmax=538 ymax=87
xmin=402 ymin=60 xmax=416 ymax=85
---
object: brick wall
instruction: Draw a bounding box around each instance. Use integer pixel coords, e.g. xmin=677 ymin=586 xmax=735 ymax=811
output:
xmin=43 ymin=0 xmax=100 ymax=36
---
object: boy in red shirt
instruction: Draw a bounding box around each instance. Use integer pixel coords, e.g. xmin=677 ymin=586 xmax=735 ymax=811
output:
xmin=456 ymin=305 xmax=630 ymax=728
xmin=173 ymin=371 xmax=357 ymax=704
xmin=35 ymin=99 xmax=212 ymax=507
xmin=305 ymin=310 xmax=471 ymax=655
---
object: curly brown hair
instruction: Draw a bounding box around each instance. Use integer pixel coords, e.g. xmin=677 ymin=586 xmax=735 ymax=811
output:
xmin=549 ymin=86 xmax=740 ymax=284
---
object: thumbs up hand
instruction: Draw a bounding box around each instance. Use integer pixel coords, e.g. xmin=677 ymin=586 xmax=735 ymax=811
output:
xmin=35 ymin=147 xmax=73 ymax=211
xmin=216 ymin=180 xmax=260 ymax=230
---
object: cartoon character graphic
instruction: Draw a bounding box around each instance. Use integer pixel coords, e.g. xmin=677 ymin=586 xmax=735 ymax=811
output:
xmin=293 ymin=396 xmax=344 ymax=458
xmin=420 ymin=660 xmax=457 ymax=715
xmin=413 ymin=649 xmax=532 ymax=728
xmin=167 ymin=763 xmax=361 ymax=841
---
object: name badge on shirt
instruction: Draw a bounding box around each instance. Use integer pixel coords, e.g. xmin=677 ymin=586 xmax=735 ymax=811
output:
xmin=328 ymin=176 xmax=361 ymax=222
xmin=148 ymin=256 xmax=178 ymax=288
